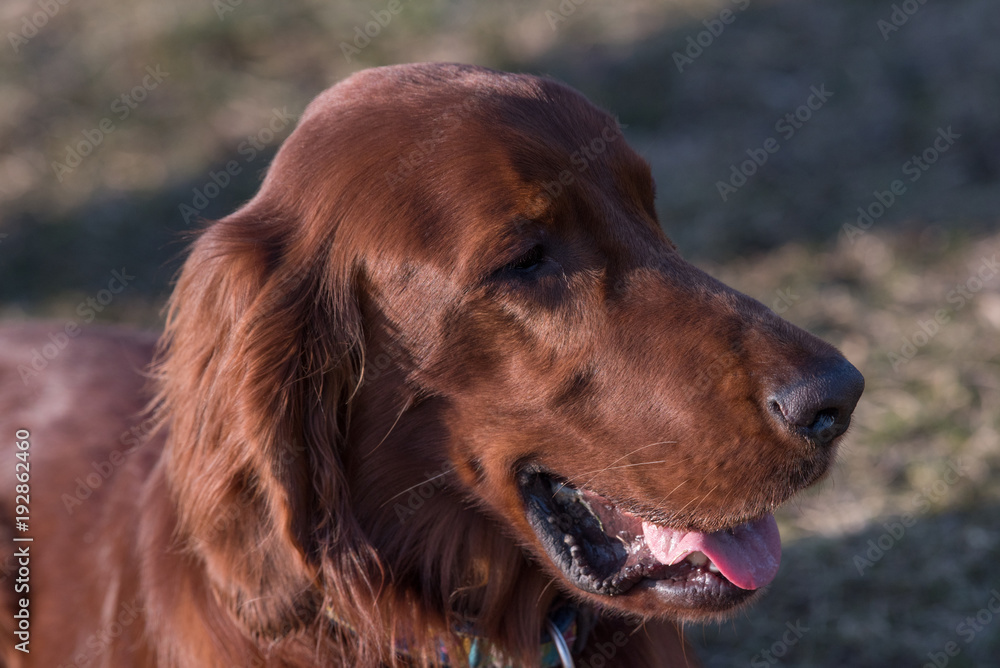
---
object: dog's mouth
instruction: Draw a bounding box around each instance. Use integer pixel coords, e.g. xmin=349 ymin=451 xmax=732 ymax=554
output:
xmin=518 ymin=471 xmax=781 ymax=613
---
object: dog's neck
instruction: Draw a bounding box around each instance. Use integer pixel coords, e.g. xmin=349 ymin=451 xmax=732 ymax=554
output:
xmin=324 ymin=599 xmax=591 ymax=667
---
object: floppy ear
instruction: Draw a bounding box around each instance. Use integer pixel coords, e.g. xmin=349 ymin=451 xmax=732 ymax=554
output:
xmin=154 ymin=199 xmax=380 ymax=638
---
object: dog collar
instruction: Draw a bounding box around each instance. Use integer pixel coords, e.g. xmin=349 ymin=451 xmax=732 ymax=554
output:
xmin=462 ymin=602 xmax=582 ymax=668
xmin=325 ymin=601 xmax=589 ymax=667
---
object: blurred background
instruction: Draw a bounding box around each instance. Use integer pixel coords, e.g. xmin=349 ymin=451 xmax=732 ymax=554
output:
xmin=2 ymin=0 xmax=998 ymax=665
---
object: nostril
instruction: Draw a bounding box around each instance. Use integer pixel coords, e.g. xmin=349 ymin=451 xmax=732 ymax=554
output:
xmin=769 ymin=359 xmax=864 ymax=446
xmin=809 ymin=408 xmax=840 ymax=442
xmin=769 ymin=398 xmax=838 ymax=430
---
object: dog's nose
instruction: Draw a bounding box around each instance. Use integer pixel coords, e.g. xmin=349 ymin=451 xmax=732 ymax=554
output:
xmin=768 ymin=358 xmax=865 ymax=446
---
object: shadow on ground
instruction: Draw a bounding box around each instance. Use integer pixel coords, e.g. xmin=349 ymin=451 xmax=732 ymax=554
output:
xmin=2 ymin=0 xmax=998 ymax=317
xmin=694 ymin=502 xmax=1000 ymax=668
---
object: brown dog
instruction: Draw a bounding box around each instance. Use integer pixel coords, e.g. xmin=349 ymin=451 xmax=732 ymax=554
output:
xmin=0 ymin=63 xmax=863 ymax=667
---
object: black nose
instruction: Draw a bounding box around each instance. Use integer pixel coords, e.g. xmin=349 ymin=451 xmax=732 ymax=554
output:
xmin=769 ymin=358 xmax=865 ymax=446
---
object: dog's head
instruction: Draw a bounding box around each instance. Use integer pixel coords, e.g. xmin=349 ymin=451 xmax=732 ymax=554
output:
xmin=158 ymin=63 xmax=863 ymax=659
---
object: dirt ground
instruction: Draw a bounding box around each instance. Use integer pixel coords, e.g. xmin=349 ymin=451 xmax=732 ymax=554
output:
xmin=2 ymin=0 xmax=998 ymax=665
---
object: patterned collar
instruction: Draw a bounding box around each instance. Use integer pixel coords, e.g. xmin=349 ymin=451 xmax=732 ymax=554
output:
xmin=459 ymin=603 xmax=585 ymax=668
xmin=326 ymin=602 xmax=591 ymax=667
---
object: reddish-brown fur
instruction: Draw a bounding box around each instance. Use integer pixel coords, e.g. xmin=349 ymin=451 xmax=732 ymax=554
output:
xmin=0 ymin=63 xmax=861 ymax=667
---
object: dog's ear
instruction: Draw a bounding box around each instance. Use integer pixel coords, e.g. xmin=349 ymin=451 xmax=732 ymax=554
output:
xmin=154 ymin=197 xmax=380 ymax=638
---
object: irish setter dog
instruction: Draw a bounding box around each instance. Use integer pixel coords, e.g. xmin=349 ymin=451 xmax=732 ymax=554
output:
xmin=0 ymin=63 xmax=863 ymax=667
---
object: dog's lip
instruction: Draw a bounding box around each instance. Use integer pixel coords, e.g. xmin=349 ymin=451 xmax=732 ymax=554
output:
xmin=517 ymin=471 xmax=781 ymax=607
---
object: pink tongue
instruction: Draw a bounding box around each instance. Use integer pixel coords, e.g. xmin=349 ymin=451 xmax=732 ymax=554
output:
xmin=642 ymin=514 xmax=781 ymax=590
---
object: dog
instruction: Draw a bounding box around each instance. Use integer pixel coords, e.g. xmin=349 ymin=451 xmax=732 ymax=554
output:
xmin=0 ymin=63 xmax=863 ymax=667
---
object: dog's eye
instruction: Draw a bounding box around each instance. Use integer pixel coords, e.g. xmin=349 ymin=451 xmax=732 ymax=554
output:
xmin=504 ymin=245 xmax=544 ymax=273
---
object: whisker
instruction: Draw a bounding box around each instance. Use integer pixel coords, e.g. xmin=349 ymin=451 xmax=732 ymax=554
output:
xmin=675 ymin=482 xmax=721 ymax=518
xmin=379 ymin=468 xmax=455 ymax=507
xmin=536 ymin=577 xmax=558 ymax=607
xmin=646 ymin=454 xmax=701 ymax=513
xmin=570 ymin=440 xmax=677 ymax=490
xmin=550 ymin=457 xmax=670 ymax=499
xmin=570 ymin=460 xmax=668 ymax=479
xmin=366 ymin=394 xmax=412 ymax=456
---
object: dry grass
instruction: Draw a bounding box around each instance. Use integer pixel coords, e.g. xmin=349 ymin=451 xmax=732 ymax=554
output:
xmin=690 ymin=225 xmax=1000 ymax=667
xmin=2 ymin=0 xmax=998 ymax=663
